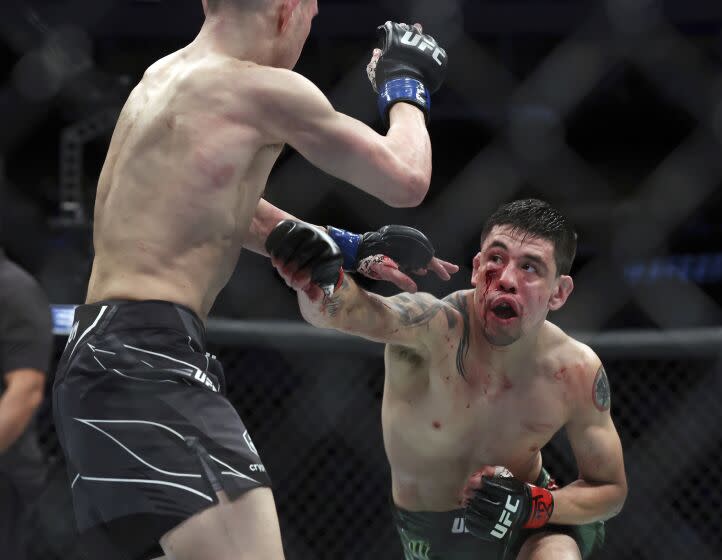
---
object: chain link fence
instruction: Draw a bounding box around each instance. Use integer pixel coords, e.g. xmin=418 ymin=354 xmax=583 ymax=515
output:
xmin=26 ymin=324 xmax=722 ymax=560
xmin=1 ymin=1 xmax=721 ymax=559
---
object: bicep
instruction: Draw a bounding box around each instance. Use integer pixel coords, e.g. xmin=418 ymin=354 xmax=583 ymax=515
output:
xmin=331 ymin=284 xmax=452 ymax=350
xmin=290 ymin=111 xmax=389 ymax=186
xmin=566 ymin=364 xmax=626 ymax=485
xmin=254 ymin=71 xmax=413 ymax=205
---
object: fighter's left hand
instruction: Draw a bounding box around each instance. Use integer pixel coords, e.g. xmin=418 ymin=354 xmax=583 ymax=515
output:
xmin=327 ymin=224 xmax=459 ymax=293
xmin=357 ymin=254 xmax=458 ymax=293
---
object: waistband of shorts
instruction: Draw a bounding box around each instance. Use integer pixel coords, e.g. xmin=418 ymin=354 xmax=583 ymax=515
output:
xmin=74 ymin=300 xmax=207 ymax=350
xmin=391 ymin=497 xmax=463 ymax=526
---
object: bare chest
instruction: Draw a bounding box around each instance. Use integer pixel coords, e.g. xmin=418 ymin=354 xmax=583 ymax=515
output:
xmin=383 ymin=348 xmax=571 ymax=475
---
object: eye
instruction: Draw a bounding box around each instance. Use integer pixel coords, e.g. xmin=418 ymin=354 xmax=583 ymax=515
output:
xmin=521 ymin=263 xmax=537 ymax=273
xmin=489 ymin=255 xmax=503 ymax=264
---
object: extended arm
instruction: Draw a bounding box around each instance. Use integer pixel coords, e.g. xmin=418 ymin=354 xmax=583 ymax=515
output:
xmin=296 ymin=270 xmax=454 ymax=349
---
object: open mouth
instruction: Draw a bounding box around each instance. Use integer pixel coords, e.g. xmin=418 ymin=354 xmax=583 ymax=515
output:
xmin=491 ymin=302 xmax=518 ymax=320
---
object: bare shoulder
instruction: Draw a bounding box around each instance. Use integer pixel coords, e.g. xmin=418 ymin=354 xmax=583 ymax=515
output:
xmin=197 ymin=62 xmax=329 ymax=139
xmin=384 ymin=291 xmax=460 ymax=331
xmin=383 ymin=291 xmax=461 ymax=363
xmin=218 ymin=64 xmax=325 ymax=109
xmin=543 ymin=323 xmax=610 ymax=414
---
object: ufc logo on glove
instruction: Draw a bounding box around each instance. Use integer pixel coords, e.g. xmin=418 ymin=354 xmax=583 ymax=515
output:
xmin=399 ymin=31 xmax=446 ymax=65
xmin=490 ymin=496 xmax=521 ymax=539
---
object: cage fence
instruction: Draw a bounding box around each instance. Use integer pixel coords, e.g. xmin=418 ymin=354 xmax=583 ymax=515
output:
xmin=1 ymin=0 xmax=722 ymax=559
xmin=26 ymin=323 xmax=722 ymax=560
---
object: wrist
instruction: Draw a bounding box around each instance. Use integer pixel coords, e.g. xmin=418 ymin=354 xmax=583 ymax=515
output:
xmin=388 ymin=102 xmax=426 ymax=125
xmin=327 ymin=226 xmax=362 ymax=270
xmin=522 ymin=484 xmax=554 ymax=529
xmin=377 ymin=77 xmax=430 ymax=127
xmin=334 ymin=268 xmax=345 ymax=291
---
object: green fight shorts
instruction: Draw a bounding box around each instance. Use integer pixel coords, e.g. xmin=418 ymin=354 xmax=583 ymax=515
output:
xmin=392 ymin=467 xmax=605 ymax=560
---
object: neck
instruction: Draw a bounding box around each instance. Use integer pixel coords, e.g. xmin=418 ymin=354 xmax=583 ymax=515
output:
xmin=195 ymin=10 xmax=278 ymax=66
xmin=465 ymin=291 xmax=544 ymax=376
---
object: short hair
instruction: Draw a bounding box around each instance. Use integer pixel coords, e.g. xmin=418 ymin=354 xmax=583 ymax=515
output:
xmin=480 ymin=199 xmax=577 ymax=276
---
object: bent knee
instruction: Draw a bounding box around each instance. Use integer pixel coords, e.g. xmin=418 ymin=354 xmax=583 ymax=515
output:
xmin=517 ymin=532 xmax=581 ymax=560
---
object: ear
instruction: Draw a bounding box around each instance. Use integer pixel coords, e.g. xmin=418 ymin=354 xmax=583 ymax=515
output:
xmin=470 ymin=252 xmax=482 ymax=287
xmin=548 ymin=275 xmax=573 ymax=311
xmin=278 ymin=0 xmax=302 ymax=32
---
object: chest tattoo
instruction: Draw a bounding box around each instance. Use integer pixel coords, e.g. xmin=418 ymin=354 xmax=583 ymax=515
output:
xmin=390 ymin=294 xmax=446 ymax=327
xmin=444 ymin=293 xmax=471 ymax=379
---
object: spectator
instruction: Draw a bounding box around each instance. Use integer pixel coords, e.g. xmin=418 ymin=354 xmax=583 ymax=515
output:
xmin=0 ymin=247 xmax=53 ymax=559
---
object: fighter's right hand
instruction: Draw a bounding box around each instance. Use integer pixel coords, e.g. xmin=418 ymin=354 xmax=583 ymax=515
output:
xmin=367 ymin=22 xmax=448 ymax=127
xmin=266 ymin=220 xmax=344 ymax=298
xmin=462 ymin=467 xmax=554 ymax=546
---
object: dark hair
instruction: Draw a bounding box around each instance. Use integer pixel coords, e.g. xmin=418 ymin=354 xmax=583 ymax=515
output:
xmin=480 ymin=199 xmax=577 ymax=275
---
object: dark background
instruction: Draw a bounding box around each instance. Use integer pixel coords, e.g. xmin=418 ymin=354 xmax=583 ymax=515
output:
xmin=2 ymin=0 xmax=722 ymax=329
xmin=1 ymin=1 xmax=722 ymax=559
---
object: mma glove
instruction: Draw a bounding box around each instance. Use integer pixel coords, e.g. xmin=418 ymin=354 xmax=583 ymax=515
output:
xmin=327 ymin=225 xmax=434 ymax=276
xmin=265 ymin=220 xmax=344 ymax=295
xmin=368 ymin=22 xmax=448 ymax=126
xmin=464 ymin=472 xmax=554 ymax=545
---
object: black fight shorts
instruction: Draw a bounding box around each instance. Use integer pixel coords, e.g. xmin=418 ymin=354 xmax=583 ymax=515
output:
xmin=52 ymin=300 xmax=271 ymax=559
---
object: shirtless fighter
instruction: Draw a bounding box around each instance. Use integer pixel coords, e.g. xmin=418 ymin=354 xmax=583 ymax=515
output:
xmin=51 ymin=1 xmax=451 ymax=559
xmin=268 ymin=199 xmax=628 ymax=559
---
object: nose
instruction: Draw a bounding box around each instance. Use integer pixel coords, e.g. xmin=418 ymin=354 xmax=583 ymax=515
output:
xmin=498 ymin=264 xmax=517 ymax=294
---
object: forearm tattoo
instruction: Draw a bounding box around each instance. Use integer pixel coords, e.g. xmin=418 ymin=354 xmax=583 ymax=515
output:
xmin=323 ymin=293 xmax=342 ymax=318
xmin=321 ymin=275 xmax=350 ymax=318
xmin=593 ymin=365 xmax=611 ymax=411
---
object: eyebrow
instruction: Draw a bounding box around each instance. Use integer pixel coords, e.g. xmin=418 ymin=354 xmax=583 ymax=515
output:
xmin=486 ymin=241 xmax=547 ymax=268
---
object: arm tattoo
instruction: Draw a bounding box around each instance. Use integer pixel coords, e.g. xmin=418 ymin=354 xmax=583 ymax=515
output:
xmin=444 ymin=293 xmax=471 ymax=380
xmin=593 ymin=365 xmax=611 ymax=411
xmin=323 ymin=293 xmax=341 ymax=318
xmin=321 ymin=275 xmax=350 ymax=318
xmin=442 ymin=304 xmax=458 ymax=330
xmin=386 ymin=294 xmax=446 ymax=327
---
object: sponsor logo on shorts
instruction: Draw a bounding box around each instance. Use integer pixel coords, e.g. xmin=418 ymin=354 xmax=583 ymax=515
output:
xmin=65 ymin=321 xmax=79 ymax=349
xmin=243 ymin=430 xmax=258 ymax=455
xmin=249 ymin=464 xmax=266 ymax=473
xmin=398 ymin=528 xmax=431 ymax=560
xmin=451 ymin=517 xmax=470 ymax=534
xmin=194 ymin=370 xmax=218 ymax=392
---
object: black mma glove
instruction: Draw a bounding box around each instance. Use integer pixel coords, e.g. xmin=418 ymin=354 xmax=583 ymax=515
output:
xmin=327 ymin=225 xmax=434 ymax=275
xmin=464 ymin=472 xmax=554 ymax=545
xmin=368 ymin=22 xmax=448 ymax=126
xmin=266 ymin=220 xmax=344 ymax=296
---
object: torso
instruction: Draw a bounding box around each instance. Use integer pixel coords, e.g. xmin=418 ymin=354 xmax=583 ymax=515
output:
xmin=382 ymin=291 xmax=587 ymax=511
xmin=86 ymin=47 xmax=282 ymax=319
